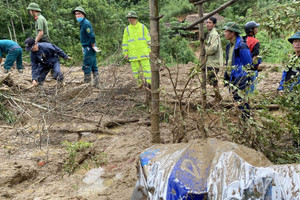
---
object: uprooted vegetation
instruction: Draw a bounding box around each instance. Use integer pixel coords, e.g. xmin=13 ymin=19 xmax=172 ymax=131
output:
xmin=0 ymin=61 xmax=299 ymax=199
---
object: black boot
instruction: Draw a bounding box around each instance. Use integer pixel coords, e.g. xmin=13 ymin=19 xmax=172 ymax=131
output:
xmin=84 ymin=73 xmax=91 ymax=83
xmin=93 ymin=71 xmax=99 ymax=87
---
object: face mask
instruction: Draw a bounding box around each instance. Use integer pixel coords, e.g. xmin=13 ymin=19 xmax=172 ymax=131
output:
xmin=76 ymin=17 xmax=84 ymax=22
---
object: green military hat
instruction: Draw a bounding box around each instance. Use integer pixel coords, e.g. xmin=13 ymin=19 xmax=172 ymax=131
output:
xmin=223 ymin=22 xmax=241 ymax=34
xmin=73 ymin=6 xmax=86 ymax=16
xmin=27 ymin=3 xmax=42 ymax=12
xmin=126 ymin=11 xmax=138 ymax=18
xmin=288 ymin=32 xmax=300 ymax=43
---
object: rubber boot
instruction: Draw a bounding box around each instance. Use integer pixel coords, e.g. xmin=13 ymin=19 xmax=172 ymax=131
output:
xmin=84 ymin=73 xmax=91 ymax=83
xmin=93 ymin=71 xmax=99 ymax=87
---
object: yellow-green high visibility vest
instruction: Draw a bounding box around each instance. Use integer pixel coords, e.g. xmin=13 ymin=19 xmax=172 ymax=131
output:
xmin=122 ymin=22 xmax=151 ymax=61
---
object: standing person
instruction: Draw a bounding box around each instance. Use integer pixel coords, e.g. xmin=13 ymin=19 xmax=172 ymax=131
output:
xmin=278 ymin=32 xmax=300 ymax=92
xmin=24 ymin=38 xmax=71 ymax=86
xmin=243 ymin=21 xmax=261 ymax=93
xmin=0 ymin=40 xmax=24 ymax=73
xmin=205 ymin=17 xmax=223 ymax=103
xmin=277 ymin=32 xmax=300 ymax=148
xmin=73 ymin=6 xmax=100 ymax=86
xmin=223 ymin=22 xmax=253 ymax=119
xmin=122 ymin=11 xmax=151 ymax=89
xmin=27 ymin=3 xmax=49 ymax=43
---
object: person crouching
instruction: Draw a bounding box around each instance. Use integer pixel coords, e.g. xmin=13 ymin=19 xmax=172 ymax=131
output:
xmin=25 ymin=38 xmax=71 ymax=86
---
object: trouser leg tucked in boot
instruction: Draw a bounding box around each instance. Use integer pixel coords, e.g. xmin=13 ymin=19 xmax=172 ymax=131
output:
xmin=93 ymin=71 xmax=99 ymax=87
xmin=84 ymin=73 xmax=92 ymax=83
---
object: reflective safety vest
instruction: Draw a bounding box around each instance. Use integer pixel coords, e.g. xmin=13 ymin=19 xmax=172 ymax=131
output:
xmin=122 ymin=22 xmax=151 ymax=61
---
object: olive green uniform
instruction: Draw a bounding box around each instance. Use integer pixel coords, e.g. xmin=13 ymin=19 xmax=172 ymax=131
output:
xmin=35 ymin=13 xmax=49 ymax=42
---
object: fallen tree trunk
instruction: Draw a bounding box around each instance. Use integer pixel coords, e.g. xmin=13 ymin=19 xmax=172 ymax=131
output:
xmin=103 ymin=118 xmax=140 ymax=128
xmin=186 ymin=0 xmax=239 ymax=29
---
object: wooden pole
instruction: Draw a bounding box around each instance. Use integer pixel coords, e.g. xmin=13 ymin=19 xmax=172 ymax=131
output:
xmin=198 ymin=1 xmax=207 ymax=139
xmin=149 ymin=0 xmax=161 ymax=143
xmin=198 ymin=4 xmax=206 ymax=108
xmin=186 ymin=0 xmax=239 ymax=29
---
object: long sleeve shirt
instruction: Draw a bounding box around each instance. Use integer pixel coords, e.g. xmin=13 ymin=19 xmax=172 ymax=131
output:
xmin=30 ymin=43 xmax=68 ymax=80
xmin=122 ymin=22 xmax=151 ymax=61
xmin=205 ymin=28 xmax=223 ymax=68
xmin=79 ymin=18 xmax=95 ymax=47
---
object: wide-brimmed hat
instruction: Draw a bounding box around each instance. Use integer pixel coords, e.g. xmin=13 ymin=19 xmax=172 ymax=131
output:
xmin=27 ymin=3 xmax=41 ymax=12
xmin=223 ymin=22 xmax=241 ymax=34
xmin=126 ymin=11 xmax=138 ymax=18
xmin=288 ymin=32 xmax=300 ymax=43
xmin=25 ymin=38 xmax=36 ymax=51
xmin=73 ymin=6 xmax=86 ymax=16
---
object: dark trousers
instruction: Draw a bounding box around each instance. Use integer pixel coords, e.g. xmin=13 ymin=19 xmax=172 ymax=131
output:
xmin=230 ymin=75 xmax=251 ymax=120
xmin=37 ymin=61 xmax=64 ymax=83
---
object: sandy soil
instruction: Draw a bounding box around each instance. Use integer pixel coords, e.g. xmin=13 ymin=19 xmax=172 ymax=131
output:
xmin=0 ymin=61 xmax=282 ymax=200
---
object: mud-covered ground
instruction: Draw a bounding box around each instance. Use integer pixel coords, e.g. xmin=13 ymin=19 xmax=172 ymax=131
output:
xmin=0 ymin=61 xmax=282 ymax=200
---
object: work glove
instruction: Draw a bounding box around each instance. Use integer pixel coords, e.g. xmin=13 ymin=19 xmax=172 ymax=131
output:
xmin=92 ymin=46 xmax=101 ymax=53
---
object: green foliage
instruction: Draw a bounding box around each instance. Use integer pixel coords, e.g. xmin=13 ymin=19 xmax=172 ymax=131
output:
xmin=219 ymin=85 xmax=300 ymax=164
xmin=277 ymin=84 xmax=300 ymax=145
xmin=160 ymin=0 xmax=195 ymax=22
xmin=254 ymin=1 xmax=299 ymax=38
xmin=159 ymin=104 xmax=173 ymax=123
xmin=62 ymin=141 xmax=93 ymax=174
xmin=256 ymin=31 xmax=292 ymax=64
xmin=0 ymin=93 xmax=15 ymax=124
xmin=160 ymin=21 xmax=196 ymax=64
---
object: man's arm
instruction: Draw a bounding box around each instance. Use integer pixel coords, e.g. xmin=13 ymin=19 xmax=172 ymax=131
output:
xmin=240 ymin=47 xmax=253 ymax=67
xmin=35 ymin=30 xmax=44 ymax=42
xmin=31 ymin=54 xmax=41 ymax=84
xmin=122 ymin=28 xmax=129 ymax=59
xmin=205 ymin=32 xmax=219 ymax=56
xmin=53 ymin=44 xmax=69 ymax=60
xmin=278 ymin=70 xmax=287 ymax=91
xmin=85 ymin=23 xmax=96 ymax=47
xmin=144 ymin=26 xmax=151 ymax=53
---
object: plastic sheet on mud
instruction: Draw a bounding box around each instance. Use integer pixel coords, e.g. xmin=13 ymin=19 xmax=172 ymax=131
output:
xmin=131 ymin=138 xmax=300 ymax=200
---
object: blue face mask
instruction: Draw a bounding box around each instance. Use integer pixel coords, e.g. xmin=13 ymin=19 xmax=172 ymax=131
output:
xmin=76 ymin=17 xmax=84 ymax=22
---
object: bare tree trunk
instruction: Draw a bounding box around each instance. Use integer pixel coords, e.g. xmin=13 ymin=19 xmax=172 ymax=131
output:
xmin=6 ymin=0 xmax=16 ymax=40
xmin=198 ymin=3 xmax=207 ymax=139
xmin=20 ymin=17 xmax=25 ymax=34
xmin=198 ymin=5 xmax=206 ymax=108
xmin=7 ymin=24 xmax=13 ymax=40
xmin=149 ymin=0 xmax=161 ymax=143
xmin=11 ymin=19 xmax=17 ymax=43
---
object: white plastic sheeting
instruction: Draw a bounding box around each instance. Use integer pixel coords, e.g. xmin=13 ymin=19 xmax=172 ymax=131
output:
xmin=131 ymin=138 xmax=300 ymax=200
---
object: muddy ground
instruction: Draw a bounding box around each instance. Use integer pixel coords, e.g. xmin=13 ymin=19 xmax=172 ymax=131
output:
xmin=0 ymin=61 xmax=282 ymax=200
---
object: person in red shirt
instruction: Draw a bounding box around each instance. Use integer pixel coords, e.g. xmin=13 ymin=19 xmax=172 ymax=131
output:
xmin=243 ymin=21 xmax=261 ymax=93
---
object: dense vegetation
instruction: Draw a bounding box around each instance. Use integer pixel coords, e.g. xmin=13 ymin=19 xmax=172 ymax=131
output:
xmin=0 ymin=0 xmax=299 ymax=164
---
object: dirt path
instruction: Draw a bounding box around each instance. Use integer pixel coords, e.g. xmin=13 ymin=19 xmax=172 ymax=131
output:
xmin=0 ymin=62 xmax=283 ymax=199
